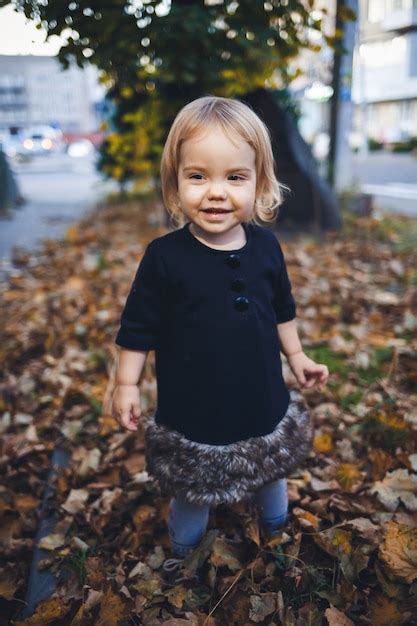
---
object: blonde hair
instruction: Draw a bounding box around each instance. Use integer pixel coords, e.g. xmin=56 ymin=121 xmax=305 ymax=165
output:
xmin=160 ymin=95 xmax=290 ymax=227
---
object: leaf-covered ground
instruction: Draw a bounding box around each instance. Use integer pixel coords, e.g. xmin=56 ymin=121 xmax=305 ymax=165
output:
xmin=1 ymin=197 xmax=416 ymax=625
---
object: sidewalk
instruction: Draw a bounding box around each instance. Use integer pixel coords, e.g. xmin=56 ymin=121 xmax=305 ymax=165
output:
xmin=352 ymin=152 xmax=417 ymax=216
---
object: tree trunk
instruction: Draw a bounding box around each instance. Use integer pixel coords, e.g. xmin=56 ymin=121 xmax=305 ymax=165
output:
xmin=243 ymin=88 xmax=342 ymax=232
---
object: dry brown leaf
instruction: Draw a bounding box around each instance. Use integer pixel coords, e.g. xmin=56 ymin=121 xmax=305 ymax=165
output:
xmin=378 ymin=521 xmax=417 ymax=584
xmin=370 ymin=469 xmax=417 ymax=512
xmin=374 ymin=561 xmax=409 ymax=600
xmin=61 ymin=488 xmax=89 ymax=514
xmin=0 ymin=564 xmax=21 ymax=600
xmin=131 ymin=577 xmax=162 ymax=600
xmin=90 ymin=487 xmax=123 ymax=514
xmin=310 ymin=477 xmax=340 ymax=491
xmin=209 ymin=537 xmax=242 ymax=572
xmin=165 ymin=584 xmax=188 ymax=609
xmin=367 ymin=592 xmax=403 ymax=626
xmin=324 ymin=606 xmax=355 ymax=625
xmin=292 ymin=507 xmax=321 ymax=529
xmin=76 ymin=447 xmax=102 ymax=477
xmin=38 ymin=532 xmax=66 ymax=551
xmin=312 ymin=527 xmax=353 ymax=558
xmin=249 ymin=593 xmax=276 ymax=622
xmin=14 ymin=494 xmax=39 ymax=512
xmin=340 ymin=517 xmax=381 ymax=546
xmin=95 ymin=586 xmax=127 ymax=625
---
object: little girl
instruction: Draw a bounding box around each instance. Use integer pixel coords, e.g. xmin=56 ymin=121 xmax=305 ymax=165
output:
xmin=112 ymin=95 xmax=329 ymax=572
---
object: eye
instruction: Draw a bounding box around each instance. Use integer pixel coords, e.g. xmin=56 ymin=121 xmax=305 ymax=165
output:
xmin=229 ymin=175 xmax=245 ymax=181
xmin=189 ymin=174 xmax=204 ymax=179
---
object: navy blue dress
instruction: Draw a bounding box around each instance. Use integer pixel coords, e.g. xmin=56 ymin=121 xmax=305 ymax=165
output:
xmin=115 ymin=221 xmax=297 ymax=446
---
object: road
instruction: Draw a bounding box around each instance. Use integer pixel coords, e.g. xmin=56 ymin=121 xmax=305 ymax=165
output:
xmin=0 ymin=152 xmax=117 ymax=282
xmin=352 ymin=151 xmax=417 ymax=216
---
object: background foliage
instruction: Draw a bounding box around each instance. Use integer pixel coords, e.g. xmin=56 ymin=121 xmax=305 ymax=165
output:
xmin=0 ymin=0 xmax=354 ymax=185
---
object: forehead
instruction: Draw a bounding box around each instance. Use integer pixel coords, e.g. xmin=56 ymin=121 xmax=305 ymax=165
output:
xmin=179 ymin=125 xmax=256 ymax=168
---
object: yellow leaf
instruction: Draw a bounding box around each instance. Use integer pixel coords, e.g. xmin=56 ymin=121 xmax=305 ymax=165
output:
xmin=120 ymin=86 xmax=133 ymax=98
xmin=66 ymin=227 xmax=79 ymax=243
xmin=336 ymin=463 xmax=363 ymax=490
xmin=132 ymin=503 xmax=156 ymax=527
xmin=314 ymin=432 xmax=333 ymax=453
xmin=13 ymin=597 xmax=70 ymax=625
xmin=313 ymin=527 xmax=353 ymax=557
xmin=292 ymin=507 xmax=320 ymax=529
xmin=376 ymin=410 xmax=408 ymax=430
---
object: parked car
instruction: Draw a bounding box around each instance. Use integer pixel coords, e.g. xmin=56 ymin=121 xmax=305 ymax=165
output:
xmin=20 ymin=125 xmax=64 ymax=156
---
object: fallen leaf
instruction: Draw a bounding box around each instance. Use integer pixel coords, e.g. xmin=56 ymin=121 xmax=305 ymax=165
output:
xmin=61 ymin=489 xmax=89 ymax=514
xmin=38 ymin=532 xmax=66 ymax=551
xmin=367 ymin=592 xmax=403 ymax=626
xmin=13 ymin=596 xmax=70 ymax=625
xmin=378 ymin=521 xmax=417 ymax=584
xmin=249 ymin=593 xmax=276 ymax=622
xmin=209 ymin=537 xmax=242 ymax=573
xmin=370 ymin=469 xmax=417 ymax=512
xmin=314 ymin=431 xmax=333 ymax=453
xmin=324 ymin=606 xmax=355 ymax=625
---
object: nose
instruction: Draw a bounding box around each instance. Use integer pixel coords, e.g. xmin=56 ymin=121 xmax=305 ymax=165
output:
xmin=207 ymin=180 xmax=227 ymax=200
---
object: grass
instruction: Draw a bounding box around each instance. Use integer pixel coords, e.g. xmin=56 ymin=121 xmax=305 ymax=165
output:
xmin=340 ymin=207 xmax=417 ymax=255
xmin=304 ymin=346 xmax=349 ymax=379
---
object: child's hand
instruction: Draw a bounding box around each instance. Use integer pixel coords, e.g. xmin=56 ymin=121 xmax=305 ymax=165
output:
xmin=112 ymin=384 xmax=142 ymax=431
xmin=286 ymin=351 xmax=329 ymax=391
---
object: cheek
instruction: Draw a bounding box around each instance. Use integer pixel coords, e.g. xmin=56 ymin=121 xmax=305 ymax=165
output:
xmin=232 ymin=184 xmax=256 ymax=202
xmin=179 ymin=184 xmax=204 ymax=203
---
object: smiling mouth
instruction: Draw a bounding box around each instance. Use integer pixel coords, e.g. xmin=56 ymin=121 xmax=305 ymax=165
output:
xmin=202 ymin=209 xmax=232 ymax=214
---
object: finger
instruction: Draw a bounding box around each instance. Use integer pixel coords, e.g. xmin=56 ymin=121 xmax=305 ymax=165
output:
xmin=297 ymin=370 xmax=307 ymax=385
xmin=121 ymin=413 xmax=138 ymax=431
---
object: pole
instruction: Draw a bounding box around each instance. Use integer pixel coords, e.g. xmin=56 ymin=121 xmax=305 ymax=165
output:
xmin=327 ymin=0 xmax=359 ymax=191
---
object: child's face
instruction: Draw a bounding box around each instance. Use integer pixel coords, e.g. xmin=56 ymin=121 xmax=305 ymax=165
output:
xmin=176 ymin=125 xmax=257 ymax=238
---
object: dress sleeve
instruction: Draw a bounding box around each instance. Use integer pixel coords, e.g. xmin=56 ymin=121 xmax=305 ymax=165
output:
xmin=273 ymin=240 xmax=297 ymax=324
xmin=115 ymin=241 xmax=167 ymax=351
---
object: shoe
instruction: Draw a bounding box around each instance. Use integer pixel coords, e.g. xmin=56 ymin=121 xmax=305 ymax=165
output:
xmin=161 ymin=555 xmax=199 ymax=585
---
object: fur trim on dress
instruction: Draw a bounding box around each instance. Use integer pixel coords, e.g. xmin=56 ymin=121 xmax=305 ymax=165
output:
xmin=142 ymin=389 xmax=314 ymax=506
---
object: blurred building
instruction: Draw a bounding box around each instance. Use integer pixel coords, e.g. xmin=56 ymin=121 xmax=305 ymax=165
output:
xmin=352 ymin=0 xmax=417 ymax=142
xmin=286 ymin=0 xmax=337 ymax=165
xmin=0 ymin=54 xmax=105 ymax=134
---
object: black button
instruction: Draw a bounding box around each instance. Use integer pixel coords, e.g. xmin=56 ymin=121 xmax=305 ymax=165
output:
xmin=234 ymin=296 xmax=249 ymax=311
xmin=231 ymin=278 xmax=245 ymax=292
xmin=226 ymin=253 xmax=240 ymax=268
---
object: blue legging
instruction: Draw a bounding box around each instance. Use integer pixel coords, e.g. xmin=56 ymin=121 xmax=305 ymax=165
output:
xmin=168 ymin=477 xmax=288 ymax=557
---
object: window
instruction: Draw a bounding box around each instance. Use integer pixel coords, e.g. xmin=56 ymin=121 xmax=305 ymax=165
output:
xmin=368 ymin=0 xmax=385 ymax=23
xmin=391 ymin=0 xmax=404 ymax=10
